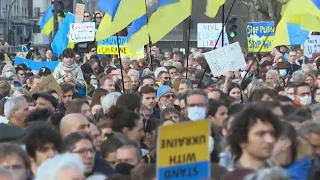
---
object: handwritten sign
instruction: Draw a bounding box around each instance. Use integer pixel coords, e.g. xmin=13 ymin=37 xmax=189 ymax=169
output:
xmin=203 ymin=42 xmax=246 ymax=77
xmin=304 ymin=33 xmax=320 ymax=58
xmin=157 ymin=120 xmax=211 ymax=180
xmin=75 ymin=3 xmax=85 ymax=23
xmin=246 ymin=21 xmax=275 ymax=52
xmin=69 ymin=22 xmax=95 ymax=42
xmin=98 ymin=36 xmax=144 ymax=59
xmin=29 ymin=75 xmax=62 ymax=97
xmin=14 ymin=57 xmax=59 ymax=71
xmin=197 ymin=23 xmax=229 ymax=48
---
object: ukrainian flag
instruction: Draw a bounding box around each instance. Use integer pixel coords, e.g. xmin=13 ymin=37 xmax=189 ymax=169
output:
xmin=51 ymin=12 xmax=75 ymax=57
xmin=282 ymin=0 xmax=320 ymax=32
xmin=273 ymin=19 xmax=309 ymax=47
xmin=205 ymin=0 xmax=225 ymax=18
xmin=148 ymin=0 xmax=192 ymax=44
xmin=40 ymin=5 xmax=54 ymax=35
xmin=126 ymin=15 xmax=149 ymax=53
xmin=96 ymin=0 xmax=146 ymax=41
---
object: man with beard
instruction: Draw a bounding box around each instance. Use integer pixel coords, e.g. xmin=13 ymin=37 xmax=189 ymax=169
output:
xmin=58 ymin=83 xmax=75 ymax=114
xmin=130 ymin=75 xmax=139 ymax=92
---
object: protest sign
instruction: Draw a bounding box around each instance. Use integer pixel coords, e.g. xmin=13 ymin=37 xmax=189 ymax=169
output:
xmin=157 ymin=120 xmax=211 ymax=180
xmin=75 ymin=3 xmax=85 ymax=23
xmin=15 ymin=57 xmax=59 ymax=71
xmin=246 ymin=21 xmax=275 ymax=52
xmin=29 ymin=75 xmax=62 ymax=97
xmin=303 ymin=33 xmax=320 ymax=58
xmin=203 ymin=42 xmax=246 ymax=77
xmin=69 ymin=22 xmax=95 ymax=42
xmin=97 ymin=36 xmax=144 ymax=59
xmin=197 ymin=23 xmax=229 ymax=48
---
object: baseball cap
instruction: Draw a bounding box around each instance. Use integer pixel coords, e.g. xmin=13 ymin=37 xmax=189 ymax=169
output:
xmin=156 ymin=85 xmax=174 ymax=99
xmin=32 ymin=92 xmax=58 ymax=110
xmin=38 ymin=67 xmax=51 ymax=77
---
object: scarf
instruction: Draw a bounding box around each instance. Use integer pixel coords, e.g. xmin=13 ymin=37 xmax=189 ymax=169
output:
xmin=60 ymin=62 xmax=79 ymax=77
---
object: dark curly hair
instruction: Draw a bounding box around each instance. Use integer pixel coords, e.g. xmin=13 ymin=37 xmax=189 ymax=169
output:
xmin=24 ymin=122 xmax=62 ymax=159
xmin=227 ymin=104 xmax=282 ymax=161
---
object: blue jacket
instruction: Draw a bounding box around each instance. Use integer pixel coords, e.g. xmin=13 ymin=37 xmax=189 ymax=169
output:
xmin=285 ymin=157 xmax=312 ymax=180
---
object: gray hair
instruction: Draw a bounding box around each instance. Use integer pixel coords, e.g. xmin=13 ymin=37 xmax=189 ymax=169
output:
xmin=101 ymin=92 xmax=122 ymax=113
xmin=121 ymin=56 xmax=131 ymax=64
xmin=245 ymin=167 xmax=289 ymax=180
xmin=35 ymin=153 xmax=85 ymax=180
xmin=179 ymin=79 xmax=193 ymax=90
xmin=1 ymin=63 xmax=14 ymax=75
xmin=11 ymin=87 xmax=28 ymax=97
xmin=246 ymin=80 xmax=264 ymax=98
xmin=186 ymin=88 xmax=209 ymax=105
xmin=266 ymin=70 xmax=279 ymax=81
xmin=4 ymin=96 xmax=26 ymax=119
xmin=292 ymin=70 xmax=305 ymax=83
xmin=298 ymin=121 xmax=320 ymax=138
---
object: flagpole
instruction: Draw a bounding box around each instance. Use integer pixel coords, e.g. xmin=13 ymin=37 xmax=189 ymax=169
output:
xmin=221 ymin=4 xmax=225 ymax=47
xmin=144 ymin=0 xmax=153 ymax=71
xmin=116 ymin=34 xmax=125 ymax=92
xmin=197 ymin=0 xmax=236 ymax=87
xmin=185 ymin=16 xmax=191 ymax=79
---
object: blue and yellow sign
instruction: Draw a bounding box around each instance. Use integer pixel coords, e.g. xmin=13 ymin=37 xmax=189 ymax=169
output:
xmin=157 ymin=120 xmax=211 ymax=180
xmin=246 ymin=21 xmax=275 ymax=52
xmin=97 ymin=36 xmax=131 ymax=55
xmin=97 ymin=36 xmax=144 ymax=59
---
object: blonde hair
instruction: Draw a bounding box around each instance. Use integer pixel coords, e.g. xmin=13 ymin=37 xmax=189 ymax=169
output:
xmin=246 ymin=80 xmax=264 ymax=98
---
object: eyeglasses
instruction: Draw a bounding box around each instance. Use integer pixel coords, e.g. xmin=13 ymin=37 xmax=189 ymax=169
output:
xmin=163 ymin=94 xmax=175 ymax=99
xmin=84 ymin=15 xmax=90 ymax=18
xmin=96 ymin=17 xmax=102 ymax=19
xmin=104 ymin=132 xmax=114 ymax=138
xmin=91 ymin=49 xmax=97 ymax=52
xmin=73 ymin=148 xmax=96 ymax=157
xmin=163 ymin=77 xmax=170 ymax=80
xmin=19 ymin=73 xmax=24 ymax=76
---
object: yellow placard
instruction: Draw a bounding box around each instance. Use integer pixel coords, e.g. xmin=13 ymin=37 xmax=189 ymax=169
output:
xmin=157 ymin=120 xmax=210 ymax=167
xmin=97 ymin=46 xmax=132 ymax=55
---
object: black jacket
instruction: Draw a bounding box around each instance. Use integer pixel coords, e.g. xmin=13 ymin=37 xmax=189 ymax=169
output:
xmin=87 ymin=155 xmax=114 ymax=177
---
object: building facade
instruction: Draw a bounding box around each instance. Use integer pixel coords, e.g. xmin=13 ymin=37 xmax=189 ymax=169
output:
xmin=0 ymin=0 xmax=34 ymax=46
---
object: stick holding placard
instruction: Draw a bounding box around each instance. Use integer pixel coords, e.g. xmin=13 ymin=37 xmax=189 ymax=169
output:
xmin=116 ymin=34 xmax=125 ymax=92
xmin=197 ymin=0 xmax=237 ymax=88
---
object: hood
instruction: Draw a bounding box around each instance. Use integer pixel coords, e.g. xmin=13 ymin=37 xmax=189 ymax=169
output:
xmin=285 ymin=156 xmax=312 ymax=180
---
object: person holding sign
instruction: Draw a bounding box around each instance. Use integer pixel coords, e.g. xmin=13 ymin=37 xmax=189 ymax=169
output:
xmin=53 ymin=48 xmax=85 ymax=88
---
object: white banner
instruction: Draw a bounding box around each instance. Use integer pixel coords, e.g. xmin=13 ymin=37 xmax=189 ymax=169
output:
xmin=197 ymin=23 xmax=229 ymax=48
xmin=203 ymin=42 xmax=246 ymax=77
xmin=304 ymin=33 xmax=320 ymax=58
xmin=69 ymin=22 xmax=95 ymax=42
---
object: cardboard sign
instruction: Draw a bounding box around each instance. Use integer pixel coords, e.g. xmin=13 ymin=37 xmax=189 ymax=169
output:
xmin=197 ymin=23 xmax=229 ymax=48
xmin=157 ymin=120 xmax=211 ymax=180
xmin=69 ymin=22 xmax=95 ymax=42
xmin=203 ymin=42 xmax=246 ymax=77
xmin=29 ymin=75 xmax=62 ymax=97
xmin=246 ymin=21 xmax=275 ymax=52
xmin=304 ymin=33 xmax=320 ymax=58
xmin=75 ymin=3 xmax=85 ymax=23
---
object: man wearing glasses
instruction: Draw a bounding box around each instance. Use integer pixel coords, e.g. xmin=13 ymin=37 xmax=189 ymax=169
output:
xmin=62 ymin=132 xmax=114 ymax=177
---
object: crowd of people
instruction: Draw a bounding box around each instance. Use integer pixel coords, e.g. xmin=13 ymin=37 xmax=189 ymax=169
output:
xmin=1 ymin=12 xmax=320 ymax=178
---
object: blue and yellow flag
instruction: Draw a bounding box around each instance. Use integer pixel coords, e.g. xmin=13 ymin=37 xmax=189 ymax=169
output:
xmin=282 ymin=0 xmax=320 ymax=32
xmin=51 ymin=12 xmax=75 ymax=57
xmin=96 ymin=0 xmax=146 ymax=41
xmin=40 ymin=5 xmax=54 ymax=35
xmin=273 ymin=20 xmax=309 ymax=47
xmin=148 ymin=0 xmax=192 ymax=44
xmin=126 ymin=15 xmax=149 ymax=53
xmin=205 ymin=0 xmax=225 ymax=18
